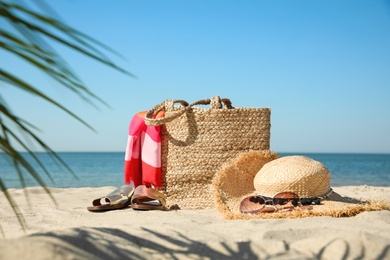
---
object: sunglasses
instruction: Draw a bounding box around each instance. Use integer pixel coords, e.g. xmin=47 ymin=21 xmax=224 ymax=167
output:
xmin=240 ymin=191 xmax=321 ymax=215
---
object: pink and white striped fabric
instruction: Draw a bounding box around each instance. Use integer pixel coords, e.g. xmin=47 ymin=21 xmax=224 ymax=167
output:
xmin=124 ymin=111 xmax=164 ymax=188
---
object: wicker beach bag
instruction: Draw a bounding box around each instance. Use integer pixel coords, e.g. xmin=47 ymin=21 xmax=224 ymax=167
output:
xmin=144 ymin=96 xmax=271 ymax=210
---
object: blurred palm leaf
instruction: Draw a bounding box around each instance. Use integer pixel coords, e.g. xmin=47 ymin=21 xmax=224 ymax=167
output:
xmin=0 ymin=1 xmax=133 ymax=230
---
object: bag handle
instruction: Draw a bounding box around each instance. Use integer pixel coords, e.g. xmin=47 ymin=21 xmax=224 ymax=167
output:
xmin=144 ymin=99 xmax=189 ymax=126
xmin=144 ymin=96 xmax=233 ymax=126
xmin=210 ymin=96 xmax=233 ymax=109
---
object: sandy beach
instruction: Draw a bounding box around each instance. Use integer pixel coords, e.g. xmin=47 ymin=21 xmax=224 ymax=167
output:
xmin=0 ymin=186 xmax=389 ymax=259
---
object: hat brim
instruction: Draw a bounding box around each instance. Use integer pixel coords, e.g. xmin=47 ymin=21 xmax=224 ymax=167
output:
xmin=212 ymin=150 xmax=389 ymax=219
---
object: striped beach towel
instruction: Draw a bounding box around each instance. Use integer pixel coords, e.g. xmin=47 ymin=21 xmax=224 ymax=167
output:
xmin=124 ymin=111 xmax=165 ymax=188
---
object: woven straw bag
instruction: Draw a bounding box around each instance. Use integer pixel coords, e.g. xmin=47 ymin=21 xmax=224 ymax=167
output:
xmin=144 ymin=96 xmax=271 ymax=210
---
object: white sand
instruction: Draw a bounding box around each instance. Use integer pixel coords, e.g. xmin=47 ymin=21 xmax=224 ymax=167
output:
xmin=0 ymin=186 xmax=389 ymax=259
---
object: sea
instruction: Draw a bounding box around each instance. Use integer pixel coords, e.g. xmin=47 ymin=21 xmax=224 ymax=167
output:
xmin=0 ymin=152 xmax=389 ymax=189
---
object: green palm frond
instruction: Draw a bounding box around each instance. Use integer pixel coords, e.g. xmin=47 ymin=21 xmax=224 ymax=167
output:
xmin=0 ymin=1 xmax=133 ymax=231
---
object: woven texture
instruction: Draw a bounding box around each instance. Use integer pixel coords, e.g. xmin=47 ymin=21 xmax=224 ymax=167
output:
xmin=213 ymin=152 xmax=389 ymax=219
xmin=254 ymin=156 xmax=331 ymax=198
xmin=213 ymin=150 xmax=278 ymax=214
xmin=145 ymin=96 xmax=271 ymax=209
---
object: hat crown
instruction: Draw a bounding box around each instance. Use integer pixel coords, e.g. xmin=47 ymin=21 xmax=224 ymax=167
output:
xmin=253 ymin=156 xmax=331 ymax=198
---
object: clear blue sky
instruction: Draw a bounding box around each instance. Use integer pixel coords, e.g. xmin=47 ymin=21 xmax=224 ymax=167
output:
xmin=2 ymin=0 xmax=390 ymax=153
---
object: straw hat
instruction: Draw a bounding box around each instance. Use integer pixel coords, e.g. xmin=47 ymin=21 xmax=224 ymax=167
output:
xmin=212 ymin=150 xmax=389 ymax=219
xmin=253 ymin=155 xmax=331 ymax=198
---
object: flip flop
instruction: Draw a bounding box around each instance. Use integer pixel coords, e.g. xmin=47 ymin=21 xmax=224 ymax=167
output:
xmin=87 ymin=184 xmax=135 ymax=212
xmin=131 ymin=185 xmax=167 ymax=211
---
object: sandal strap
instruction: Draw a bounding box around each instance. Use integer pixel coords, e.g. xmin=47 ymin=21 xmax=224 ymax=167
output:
xmin=92 ymin=184 xmax=134 ymax=206
xmin=131 ymin=185 xmax=166 ymax=208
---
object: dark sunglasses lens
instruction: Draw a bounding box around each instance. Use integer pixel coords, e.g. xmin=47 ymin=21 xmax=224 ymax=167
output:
xmin=240 ymin=196 xmax=265 ymax=214
xmin=249 ymin=196 xmax=265 ymax=204
xmin=273 ymin=192 xmax=300 ymax=206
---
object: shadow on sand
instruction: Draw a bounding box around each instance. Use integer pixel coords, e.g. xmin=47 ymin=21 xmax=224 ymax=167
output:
xmin=2 ymin=226 xmax=381 ymax=259
xmin=28 ymin=227 xmax=259 ymax=259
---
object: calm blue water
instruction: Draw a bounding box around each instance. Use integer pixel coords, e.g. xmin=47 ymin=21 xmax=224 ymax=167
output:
xmin=0 ymin=152 xmax=389 ymax=189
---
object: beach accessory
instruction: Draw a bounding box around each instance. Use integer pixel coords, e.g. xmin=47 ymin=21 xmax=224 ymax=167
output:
xmin=239 ymin=190 xmax=333 ymax=215
xmin=124 ymin=111 xmax=165 ymax=189
xmin=87 ymin=184 xmax=134 ymax=212
xmin=144 ymin=96 xmax=271 ymax=210
xmin=213 ymin=152 xmax=389 ymax=219
xmin=131 ymin=185 xmax=167 ymax=211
